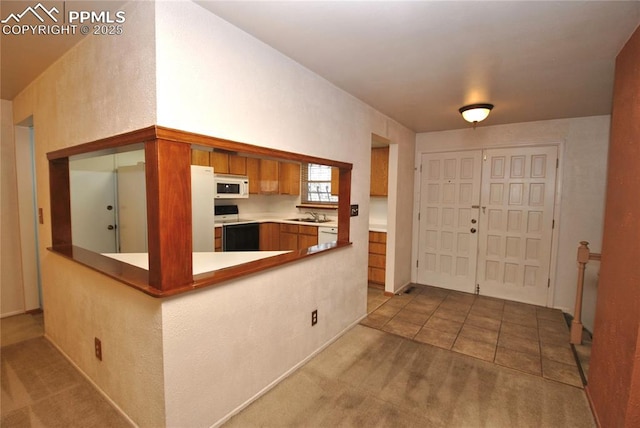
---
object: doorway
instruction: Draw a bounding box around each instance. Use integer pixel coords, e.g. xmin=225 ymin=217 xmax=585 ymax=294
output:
xmin=416 ymin=145 xmax=558 ymax=306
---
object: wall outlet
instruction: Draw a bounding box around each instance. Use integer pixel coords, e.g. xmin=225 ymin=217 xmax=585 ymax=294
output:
xmin=311 ymin=310 xmax=318 ymax=326
xmin=350 ymin=204 xmax=359 ymax=216
xmin=95 ymin=337 xmax=102 ymax=361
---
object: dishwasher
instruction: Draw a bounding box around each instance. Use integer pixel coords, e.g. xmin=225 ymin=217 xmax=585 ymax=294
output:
xmin=318 ymin=226 xmax=338 ymax=245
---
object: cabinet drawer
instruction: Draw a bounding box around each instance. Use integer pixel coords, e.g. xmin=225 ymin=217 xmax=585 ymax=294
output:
xmin=280 ymin=224 xmax=299 ymax=234
xmin=368 ymin=267 xmax=385 ymax=284
xmin=369 ymin=231 xmax=387 ymax=243
xmin=369 ymin=242 xmax=386 ymax=255
xmin=368 ymin=253 xmax=386 ymax=269
xmin=299 ymin=225 xmax=318 ymax=236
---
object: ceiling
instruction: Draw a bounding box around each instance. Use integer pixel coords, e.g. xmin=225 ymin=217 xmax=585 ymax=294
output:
xmin=2 ymin=1 xmax=639 ymax=133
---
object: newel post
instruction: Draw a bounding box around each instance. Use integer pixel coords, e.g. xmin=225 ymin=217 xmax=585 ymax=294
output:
xmin=571 ymin=241 xmax=591 ymax=344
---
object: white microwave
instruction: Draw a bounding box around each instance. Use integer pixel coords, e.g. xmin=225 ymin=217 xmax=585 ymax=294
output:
xmin=214 ymin=174 xmax=249 ymax=199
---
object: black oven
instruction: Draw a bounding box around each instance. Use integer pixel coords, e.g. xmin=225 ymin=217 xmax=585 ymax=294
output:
xmin=222 ymin=222 xmax=260 ymax=251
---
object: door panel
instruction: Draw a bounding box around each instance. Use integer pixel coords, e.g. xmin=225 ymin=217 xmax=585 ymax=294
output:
xmin=417 ymin=151 xmax=482 ymax=293
xmin=477 ymin=146 xmax=557 ymax=305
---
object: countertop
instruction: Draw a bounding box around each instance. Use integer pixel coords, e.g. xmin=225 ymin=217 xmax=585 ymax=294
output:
xmin=369 ymin=223 xmax=387 ymax=233
xmin=102 ymin=251 xmax=291 ymax=274
xmin=214 ymin=214 xmax=338 ymax=228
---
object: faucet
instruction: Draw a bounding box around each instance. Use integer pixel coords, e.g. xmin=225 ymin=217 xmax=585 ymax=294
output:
xmin=305 ymin=211 xmax=319 ymax=221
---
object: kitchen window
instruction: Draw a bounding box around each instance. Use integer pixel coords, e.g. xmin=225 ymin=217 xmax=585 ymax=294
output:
xmin=301 ymin=163 xmax=338 ymax=205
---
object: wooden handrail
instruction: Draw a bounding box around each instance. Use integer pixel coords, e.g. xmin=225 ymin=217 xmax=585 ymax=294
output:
xmin=571 ymin=241 xmax=601 ymax=344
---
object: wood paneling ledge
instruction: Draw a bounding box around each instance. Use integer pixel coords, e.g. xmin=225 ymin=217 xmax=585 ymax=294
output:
xmin=47 ymin=125 xmax=353 ymax=297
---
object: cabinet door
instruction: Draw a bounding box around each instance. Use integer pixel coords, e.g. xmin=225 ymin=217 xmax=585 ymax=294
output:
xmin=259 ymin=223 xmax=280 ymax=251
xmin=280 ymin=232 xmax=299 ymax=251
xmin=214 ymin=227 xmax=222 ymax=252
xmin=370 ymin=146 xmax=389 ymax=196
xmin=299 ymin=233 xmax=318 ymax=248
xmin=191 ymin=149 xmax=211 ymax=166
xmin=279 ymin=162 xmax=301 ymax=195
xmin=260 ymin=159 xmax=279 ymax=194
xmin=210 ymin=151 xmax=229 ymax=174
xmin=246 ymin=157 xmax=261 ymax=194
xmin=229 ymin=154 xmax=247 ymax=175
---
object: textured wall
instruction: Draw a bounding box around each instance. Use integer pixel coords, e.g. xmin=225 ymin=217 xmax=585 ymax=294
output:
xmin=589 ymin=25 xmax=640 ymax=427
xmin=154 ymin=1 xmax=415 ymax=425
xmin=1 ymin=99 xmax=25 ymax=316
xmin=10 ymin=1 xmax=164 ymax=425
xmin=414 ymin=116 xmax=610 ymax=323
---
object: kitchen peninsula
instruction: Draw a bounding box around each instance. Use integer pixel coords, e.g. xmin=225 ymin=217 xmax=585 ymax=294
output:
xmin=47 ymin=125 xmax=353 ymax=297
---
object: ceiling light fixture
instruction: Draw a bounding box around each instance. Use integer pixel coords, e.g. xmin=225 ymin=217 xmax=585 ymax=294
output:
xmin=459 ymin=103 xmax=494 ymax=128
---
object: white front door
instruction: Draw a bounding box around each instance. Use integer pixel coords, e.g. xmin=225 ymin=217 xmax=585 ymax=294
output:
xmin=476 ymin=146 xmax=558 ymax=305
xmin=417 ymin=151 xmax=482 ymax=293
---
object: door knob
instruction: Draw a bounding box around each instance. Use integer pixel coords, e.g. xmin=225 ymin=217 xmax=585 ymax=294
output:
xmin=107 ymin=225 xmax=115 ymax=230
xmin=107 ymin=205 xmax=113 ymax=210
xmin=471 ymin=219 xmax=477 ymax=224
xmin=470 ymin=228 xmax=477 ymax=233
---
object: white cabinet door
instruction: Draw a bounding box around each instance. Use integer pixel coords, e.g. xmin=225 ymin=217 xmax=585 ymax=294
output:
xmin=417 ymin=151 xmax=482 ymax=293
xmin=476 ymin=146 xmax=558 ymax=306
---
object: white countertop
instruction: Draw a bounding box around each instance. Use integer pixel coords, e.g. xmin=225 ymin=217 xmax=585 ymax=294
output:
xmin=214 ymin=214 xmax=338 ymax=228
xmin=102 ymin=251 xmax=291 ymax=274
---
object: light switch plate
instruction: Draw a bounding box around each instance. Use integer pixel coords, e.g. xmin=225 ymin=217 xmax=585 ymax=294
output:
xmin=350 ymin=204 xmax=359 ymax=216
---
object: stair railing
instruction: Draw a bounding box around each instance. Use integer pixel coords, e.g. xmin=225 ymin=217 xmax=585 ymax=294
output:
xmin=571 ymin=241 xmax=601 ymax=345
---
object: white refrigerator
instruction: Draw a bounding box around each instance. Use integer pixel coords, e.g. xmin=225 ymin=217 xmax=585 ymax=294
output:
xmin=117 ymin=164 xmax=215 ymax=252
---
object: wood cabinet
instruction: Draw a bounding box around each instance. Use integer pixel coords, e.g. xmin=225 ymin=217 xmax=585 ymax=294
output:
xmin=279 ymin=223 xmax=318 ymax=251
xmin=259 ymin=222 xmax=280 ymax=251
xmin=370 ymin=146 xmax=389 ymax=197
xmin=214 ymin=227 xmax=222 ymax=252
xmin=228 ymin=154 xmax=247 ymax=175
xmin=246 ymin=157 xmax=261 ymax=194
xmin=210 ymin=151 xmax=229 ymax=174
xmin=279 ymin=162 xmax=300 ymax=195
xmin=191 ymin=149 xmax=211 ymax=167
xmin=259 ymin=159 xmax=279 ymax=194
xmin=368 ymin=231 xmax=386 ymax=286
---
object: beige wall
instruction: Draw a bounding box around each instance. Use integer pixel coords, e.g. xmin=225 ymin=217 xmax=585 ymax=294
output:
xmin=154 ymin=2 xmax=415 ymax=425
xmin=1 ymin=99 xmax=25 ymax=316
xmin=414 ymin=116 xmax=610 ymax=328
xmin=10 ymin=1 xmax=164 ymax=425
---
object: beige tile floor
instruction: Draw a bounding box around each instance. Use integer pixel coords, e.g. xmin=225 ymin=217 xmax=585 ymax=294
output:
xmin=362 ymin=284 xmax=584 ymax=388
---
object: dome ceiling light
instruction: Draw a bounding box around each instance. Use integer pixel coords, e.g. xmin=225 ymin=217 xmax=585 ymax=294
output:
xmin=459 ymin=103 xmax=494 ymax=128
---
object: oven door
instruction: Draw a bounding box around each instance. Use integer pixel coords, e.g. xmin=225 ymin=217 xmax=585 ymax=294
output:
xmin=222 ymin=223 xmax=260 ymax=251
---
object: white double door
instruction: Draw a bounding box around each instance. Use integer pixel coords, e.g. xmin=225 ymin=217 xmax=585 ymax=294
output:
xmin=416 ymin=146 xmax=557 ymax=306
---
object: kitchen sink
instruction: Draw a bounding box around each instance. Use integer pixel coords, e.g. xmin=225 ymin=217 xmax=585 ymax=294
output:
xmin=285 ymin=218 xmax=333 ymax=223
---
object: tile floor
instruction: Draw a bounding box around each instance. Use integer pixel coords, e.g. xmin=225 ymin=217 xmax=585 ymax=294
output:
xmin=362 ymin=284 xmax=583 ymax=388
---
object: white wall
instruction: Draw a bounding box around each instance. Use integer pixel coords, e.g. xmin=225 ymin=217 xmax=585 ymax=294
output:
xmin=414 ymin=116 xmax=609 ymax=329
xmin=11 ymin=1 xmax=165 ymax=425
xmin=154 ymin=1 xmax=415 ymax=425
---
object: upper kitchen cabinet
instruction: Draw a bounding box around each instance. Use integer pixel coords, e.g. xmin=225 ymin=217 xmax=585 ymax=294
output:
xmin=246 ymin=157 xmax=261 ymax=194
xmin=210 ymin=151 xmax=229 ymax=174
xmin=191 ymin=149 xmax=210 ymax=167
xmin=259 ymin=159 xmax=279 ymax=194
xmin=279 ymin=162 xmax=300 ymax=195
xmin=370 ymin=146 xmax=389 ymax=197
xmin=228 ymin=154 xmax=247 ymax=175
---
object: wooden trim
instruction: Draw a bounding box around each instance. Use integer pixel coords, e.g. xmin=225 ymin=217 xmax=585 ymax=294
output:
xmin=47 ymin=126 xmax=156 ymax=160
xmin=48 ymin=242 xmax=351 ymax=297
xmin=49 ymin=157 xmax=72 ymax=246
xmin=337 ymin=168 xmax=351 ymax=243
xmin=145 ymin=140 xmax=193 ymax=291
xmin=156 ymin=126 xmax=352 ymax=170
xmin=584 ymin=386 xmax=602 ymax=428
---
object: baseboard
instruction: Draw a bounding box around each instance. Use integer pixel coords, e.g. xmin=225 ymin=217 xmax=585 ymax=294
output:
xmin=44 ymin=334 xmax=139 ymax=427
xmin=0 ymin=310 xmax=26 ymax=319
xmin=385 ymin=281 xmax=412 ymax=297
xmin=211 ymin=313 xmax=368 ymax=428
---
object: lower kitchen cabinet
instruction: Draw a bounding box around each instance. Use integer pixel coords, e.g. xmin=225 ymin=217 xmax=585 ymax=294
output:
xmin=214 ymin=227 xmax=222 ymax=252
xmin=259 ymin=222 xmax=280 ymax=251
xmin=368 ymin=231 xmax=386 ymax=287
xmin=279 ymin=224 xmax=318 ymax=251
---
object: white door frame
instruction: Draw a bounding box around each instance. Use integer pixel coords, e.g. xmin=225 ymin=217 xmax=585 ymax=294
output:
xmin=412 ymin=142 xmax=564 ymax=308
